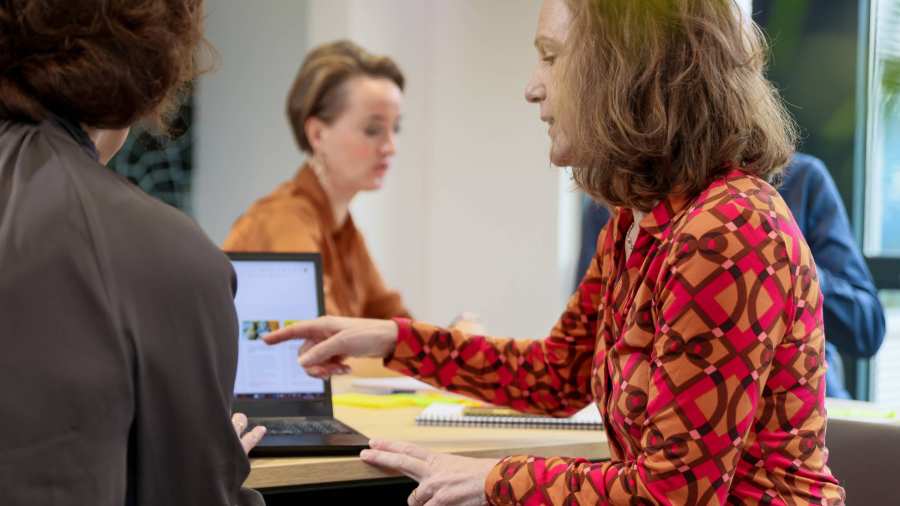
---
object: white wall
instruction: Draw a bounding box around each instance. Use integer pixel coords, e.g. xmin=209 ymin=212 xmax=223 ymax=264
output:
xmin=193 ymin=0 xmax=309 ymax=244
xmin=424 ymin=1 xmax=565 ymax=337
xmin=193 ymin=0 xmax=580 ymax=338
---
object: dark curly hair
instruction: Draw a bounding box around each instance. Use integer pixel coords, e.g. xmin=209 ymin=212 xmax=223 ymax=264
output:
xmin=0 ymin=0 xmax=211 ymax=131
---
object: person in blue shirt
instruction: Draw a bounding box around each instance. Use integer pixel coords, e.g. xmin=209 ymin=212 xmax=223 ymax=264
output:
xmin=574 ymin=153 xmax=886 ymax=398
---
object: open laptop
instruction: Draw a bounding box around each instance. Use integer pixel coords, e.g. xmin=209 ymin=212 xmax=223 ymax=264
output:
xmin=228 ymin=252 xmax=370 ymax=457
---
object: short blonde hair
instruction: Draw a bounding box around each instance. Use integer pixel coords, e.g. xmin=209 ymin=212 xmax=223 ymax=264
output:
xmin=286 ymin=40 xmax=405 ymax=153
xmin=560 ymin=0 xmax=797 ymax=210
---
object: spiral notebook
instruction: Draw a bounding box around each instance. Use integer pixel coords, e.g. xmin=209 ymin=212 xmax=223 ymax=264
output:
xmin=415 ymin=403 xmax=603 ymax=430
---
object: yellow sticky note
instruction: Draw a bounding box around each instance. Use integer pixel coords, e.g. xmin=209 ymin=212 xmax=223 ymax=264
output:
xmin=333 ymin=392 xmax=482 ymax=409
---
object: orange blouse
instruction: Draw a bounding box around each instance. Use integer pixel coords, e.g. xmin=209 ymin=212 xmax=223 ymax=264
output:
xmin=385 ymin=169 xmax=845 ymax=505
xmin=223 ymin=165 xmax=410 ymax=320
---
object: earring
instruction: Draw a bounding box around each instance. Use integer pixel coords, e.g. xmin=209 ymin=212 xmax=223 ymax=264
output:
xmin=310 ymin=152 xmax=328 ymax=182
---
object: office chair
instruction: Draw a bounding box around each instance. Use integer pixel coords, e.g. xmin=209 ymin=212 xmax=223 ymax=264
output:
xmin=825 ymin=417 xmax=900 ymax=503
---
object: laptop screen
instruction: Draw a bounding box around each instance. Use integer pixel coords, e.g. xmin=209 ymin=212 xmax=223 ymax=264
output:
xmin=230 ymin=254 xmax=326 ymax=400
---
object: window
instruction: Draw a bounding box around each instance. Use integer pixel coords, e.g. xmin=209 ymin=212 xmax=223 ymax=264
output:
xmin=864 ymin=0 xmax=900 ymax=256
xmin=864 ymin=0 xmax=900 ymax=406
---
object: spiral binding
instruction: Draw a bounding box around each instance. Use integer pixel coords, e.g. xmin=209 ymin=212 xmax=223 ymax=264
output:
xmin=415 ymin=403 xmax=603 ymax=431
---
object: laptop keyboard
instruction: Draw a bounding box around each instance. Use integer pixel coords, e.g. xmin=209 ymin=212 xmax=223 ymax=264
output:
xmin=248 ymin=418 xmax=355 ymax=436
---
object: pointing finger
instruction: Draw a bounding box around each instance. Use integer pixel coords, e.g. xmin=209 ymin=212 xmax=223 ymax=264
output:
xmin=298 ymin=331 xmax=351 ymax=367
xmin=263 ymin=317 xmax=339 ymax=345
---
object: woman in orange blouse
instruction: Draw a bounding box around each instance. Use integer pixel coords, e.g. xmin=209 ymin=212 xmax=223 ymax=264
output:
xmin=224 ymin=40 xmax=410 ymax=320
xmin=264 ymin=1 xmax=846 ymax=504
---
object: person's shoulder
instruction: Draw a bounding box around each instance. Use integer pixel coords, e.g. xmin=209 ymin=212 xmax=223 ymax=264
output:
xmin=1 ymin=119 xmax=231 ymax=309
xmin=666 ymin=172 xmax=814 ymax=291
xmin=44 ymin=142 xmax=230 ymax=291
xmin=225 ymin=187 xmax=331 ymax=254
xmin=676 ymin=171 xmax=799 ymax=245
xmin=55 ymin=141 xmax=199 ymax=247
xmin=0 ymin=120 xmax=129 ymax=250
xmin=98 ymin=191 xmax=237 ymax=331
xmin=782 ymin=153 xmax=833 ymax=191
xmin=787 ymin=153 xmax=829 ymax=179
xmin=0 ymin=121 xmax=104 ymax=293
xmin=239 ymin=181 xmax=322 ymax=225
xmin=686 ymin=170 xmax=779 ymax=217
xmin=231 ymin=202 xmax=320 ymax=241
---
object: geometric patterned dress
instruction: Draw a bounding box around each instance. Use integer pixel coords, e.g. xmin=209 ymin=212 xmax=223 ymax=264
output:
xmin=385 ymin=169 xmax=846 ymax=505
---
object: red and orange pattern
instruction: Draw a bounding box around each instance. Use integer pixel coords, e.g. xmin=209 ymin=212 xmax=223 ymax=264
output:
xmin=385 ymin=170 xmax=845 ymax=505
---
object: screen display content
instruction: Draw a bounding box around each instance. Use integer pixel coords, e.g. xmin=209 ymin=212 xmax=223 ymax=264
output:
xmin=231 ymin=259 xmax=324 ymax=399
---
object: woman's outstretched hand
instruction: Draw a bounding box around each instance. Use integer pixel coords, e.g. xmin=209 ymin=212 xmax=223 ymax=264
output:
xmin=263 ymin=316 xmax=399 ymax=378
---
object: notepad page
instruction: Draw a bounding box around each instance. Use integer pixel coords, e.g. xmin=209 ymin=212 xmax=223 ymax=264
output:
xmin=416 ymin=403 xmax=603 ymax=430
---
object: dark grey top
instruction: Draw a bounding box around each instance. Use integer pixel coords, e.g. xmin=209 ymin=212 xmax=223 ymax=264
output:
xmin=0 ymin=118 xmax=263 ymax=505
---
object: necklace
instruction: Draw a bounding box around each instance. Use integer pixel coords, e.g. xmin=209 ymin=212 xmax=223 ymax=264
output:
xmin=625 ymin=210 xmax=645 ymax=258
xmin=625 ymin=223 xmax=637 ymax=251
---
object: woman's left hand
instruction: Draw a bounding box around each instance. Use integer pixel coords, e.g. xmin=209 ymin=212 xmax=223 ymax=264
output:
xmin=231 ymin=412 xmax=267 ymax=455
xmin=360 ymin=439 xmax=498 ymax=506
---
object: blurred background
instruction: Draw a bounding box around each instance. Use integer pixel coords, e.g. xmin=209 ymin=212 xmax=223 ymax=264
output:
xmin=109 ymin=0 xmax=900 ymax=405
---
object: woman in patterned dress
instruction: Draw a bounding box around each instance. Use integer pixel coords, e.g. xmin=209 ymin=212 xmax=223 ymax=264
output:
xmin=264 ymin=0 xmax=846 ymax=504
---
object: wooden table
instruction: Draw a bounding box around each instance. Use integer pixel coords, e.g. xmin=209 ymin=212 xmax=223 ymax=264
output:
xmin=246 ymin=377 xmax=610 ymax=491
xmin=244 ymin=379 xmax=896 ymax=502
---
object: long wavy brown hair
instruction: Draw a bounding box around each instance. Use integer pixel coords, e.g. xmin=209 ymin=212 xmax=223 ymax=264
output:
xmin=560 ymin=0 xmax=797 ymax=210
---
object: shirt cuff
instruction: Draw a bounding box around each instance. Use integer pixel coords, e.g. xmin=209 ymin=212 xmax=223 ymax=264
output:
xmin=383 ymin=317 xmax=415 ymax=373
xmin=484 ymin=456 xmax=515 ymax=505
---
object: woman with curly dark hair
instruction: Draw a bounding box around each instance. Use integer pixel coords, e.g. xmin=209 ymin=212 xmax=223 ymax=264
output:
xmin=0 ymin=1 xmax=265 ymax=504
